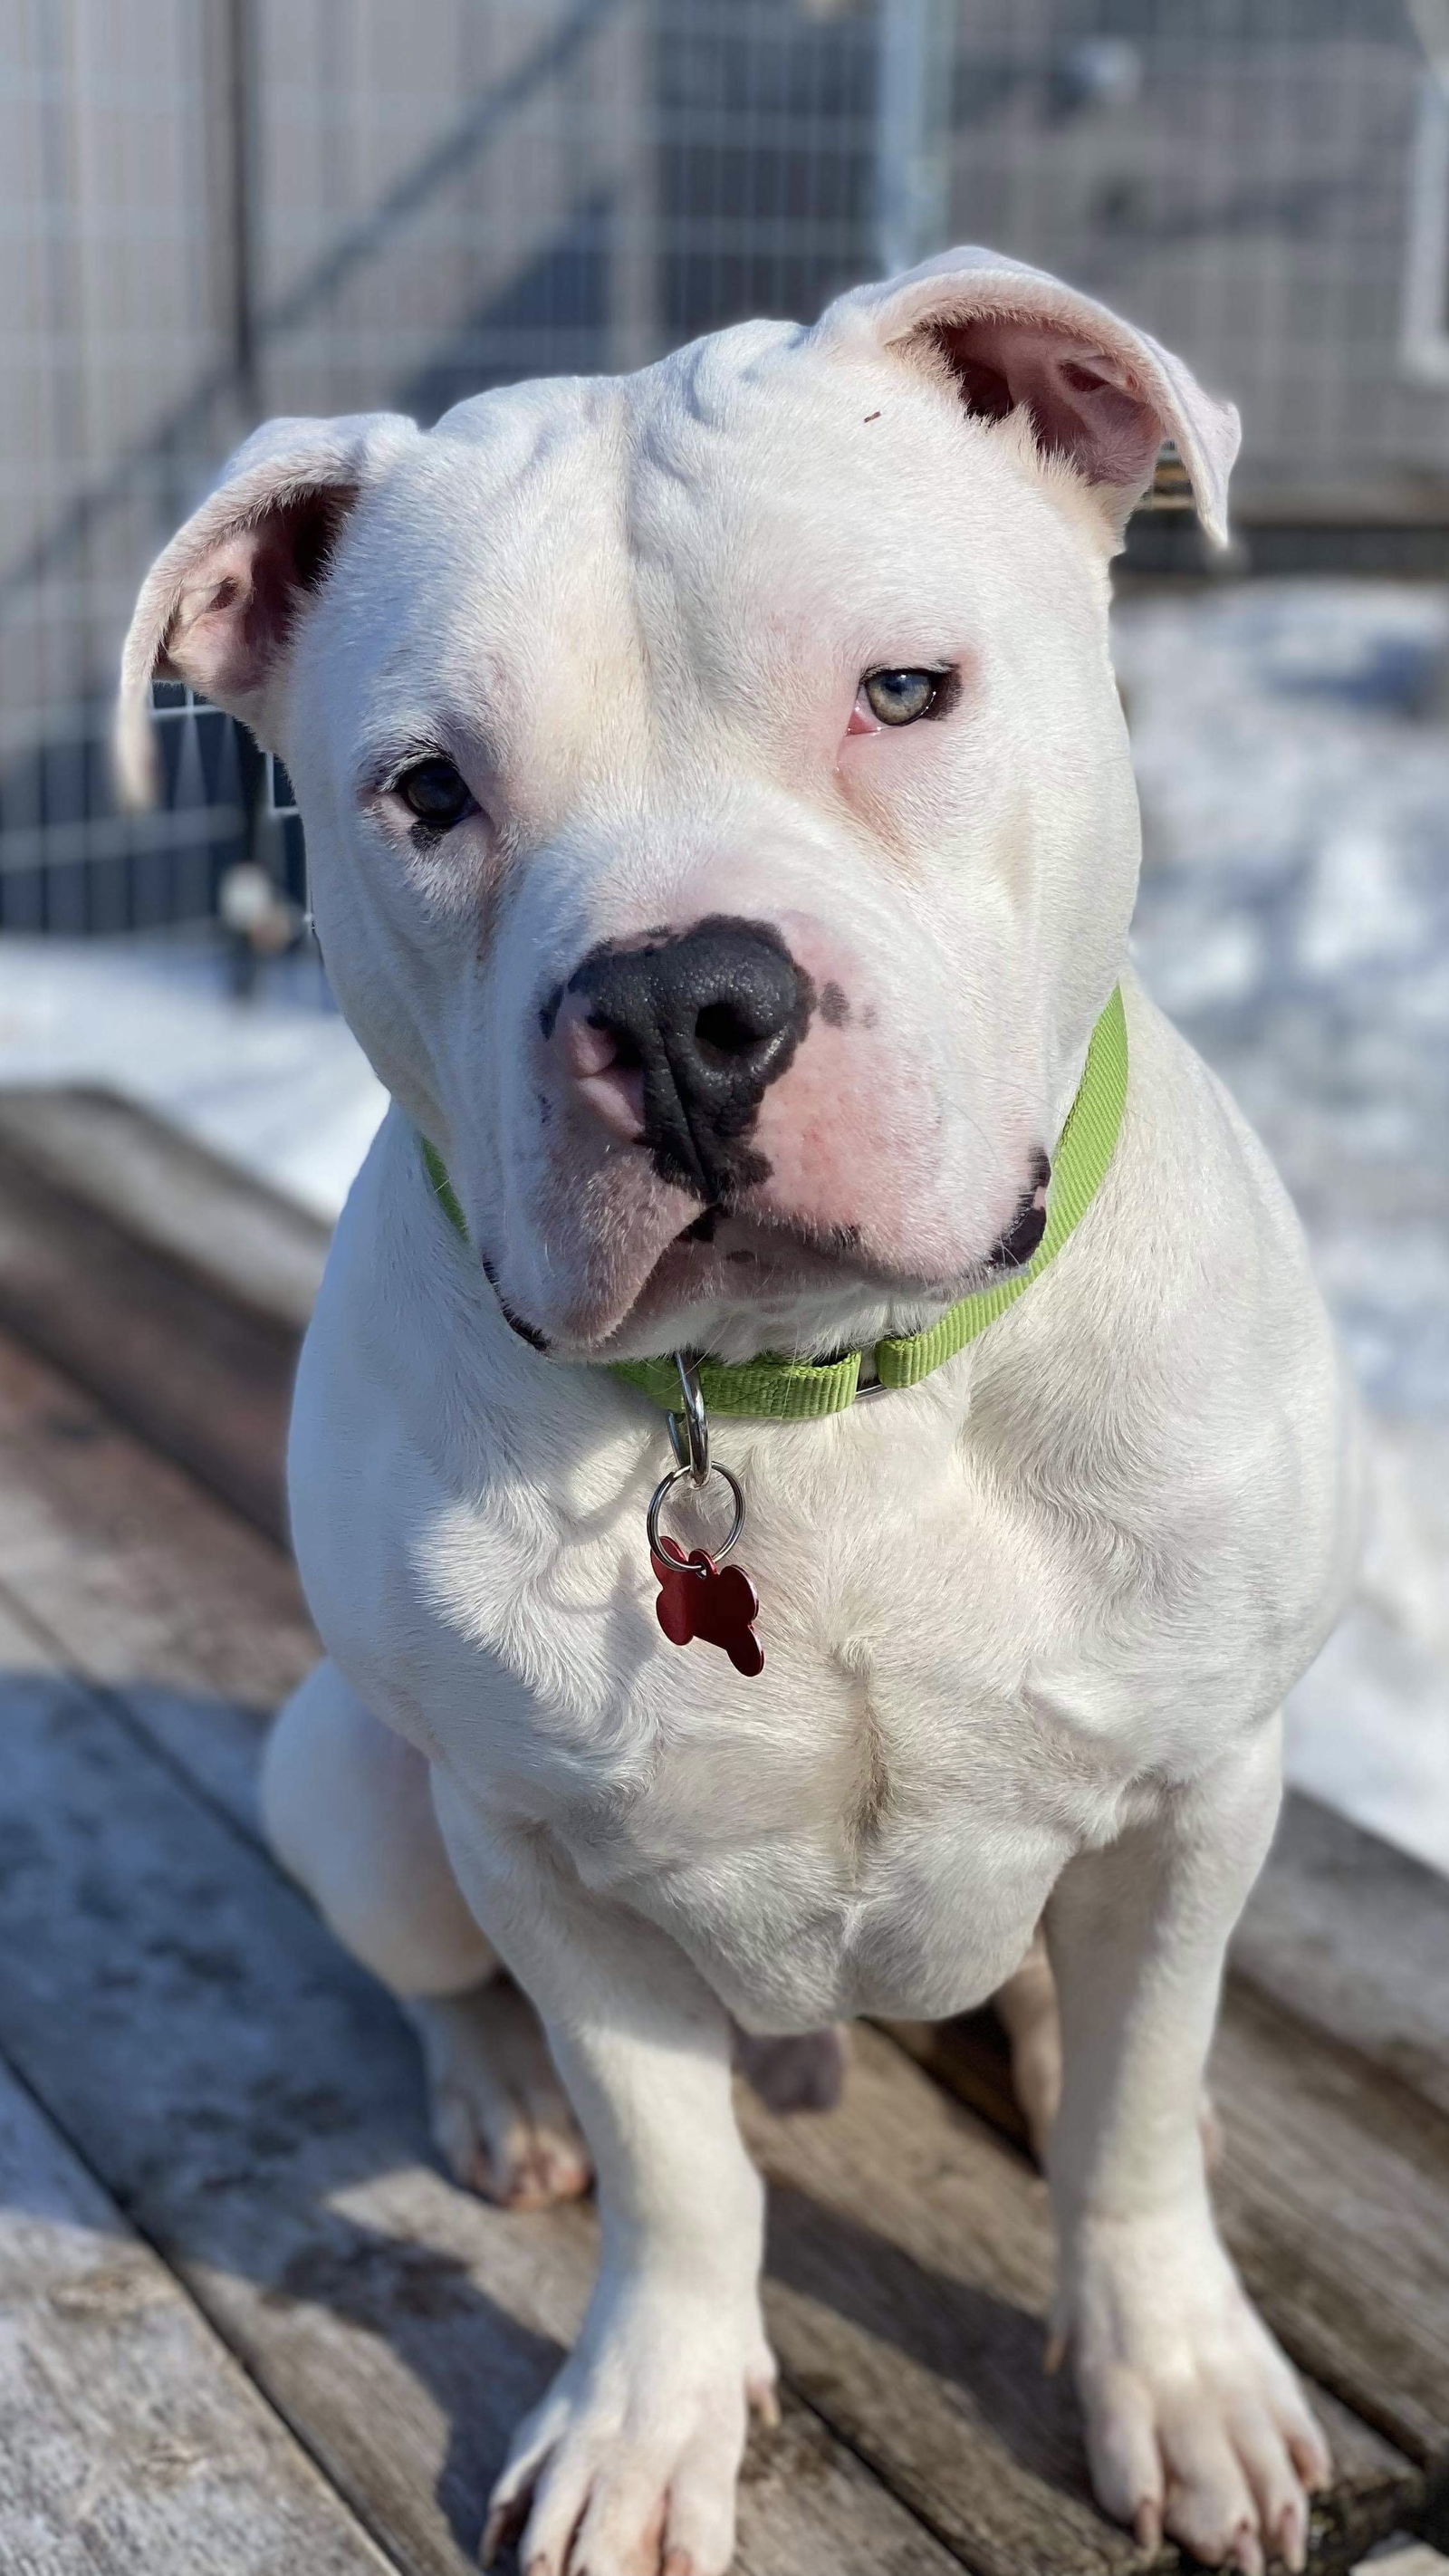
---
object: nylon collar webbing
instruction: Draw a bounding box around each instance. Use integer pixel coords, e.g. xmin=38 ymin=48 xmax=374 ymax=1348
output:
xmin=420 ymin=982 xmax=1128 ymax=1421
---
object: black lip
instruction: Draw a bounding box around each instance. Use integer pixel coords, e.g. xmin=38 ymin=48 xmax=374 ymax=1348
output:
xmin=479 ymin=1253 xmax=551 ymax=1352
xmin=988 ymin=1148 xmax=1052 ymax=1271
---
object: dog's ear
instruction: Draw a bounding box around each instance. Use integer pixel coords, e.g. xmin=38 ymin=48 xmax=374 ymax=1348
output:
xmin=817 ymin=245 xmax=1239 ymax=548
xmin=116 ymin=410 xmax=415 ymax=805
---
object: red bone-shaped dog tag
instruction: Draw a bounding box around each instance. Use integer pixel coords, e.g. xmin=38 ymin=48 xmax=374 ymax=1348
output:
xmin=650 ymin=1539 xmax=764 ymax=1677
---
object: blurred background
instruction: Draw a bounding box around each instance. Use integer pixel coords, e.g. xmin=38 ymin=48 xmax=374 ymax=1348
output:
xmin=1 ymin=0 xmax=1445 ymax=1864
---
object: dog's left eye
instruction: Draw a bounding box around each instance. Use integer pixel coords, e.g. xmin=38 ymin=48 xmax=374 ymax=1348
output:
xmin=861 ymin=668 xmax=942 ymax=726
xmin=392 ymin=757 xmax=476 ymax=827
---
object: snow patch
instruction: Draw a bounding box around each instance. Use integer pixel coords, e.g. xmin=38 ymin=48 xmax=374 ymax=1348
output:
xmin=0 ymin=936 xmax=385 ymax=1220
xmin=1117 ymin=580 xmax=1449 ymax=1871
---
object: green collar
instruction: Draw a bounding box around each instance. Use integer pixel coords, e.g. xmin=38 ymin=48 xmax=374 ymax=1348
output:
xmin=421 ymin=982 xmax=1127 ymax=1422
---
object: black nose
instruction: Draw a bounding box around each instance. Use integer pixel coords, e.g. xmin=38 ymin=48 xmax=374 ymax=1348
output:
xmin=568 ymin=914 xmax=810 ymax=1199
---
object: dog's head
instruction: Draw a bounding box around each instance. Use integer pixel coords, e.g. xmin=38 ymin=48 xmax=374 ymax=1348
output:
xmin=120 ymin=248 xmax=1236 ymax=1364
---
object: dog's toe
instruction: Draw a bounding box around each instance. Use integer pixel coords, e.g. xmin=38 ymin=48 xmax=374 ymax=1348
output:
xmin=1067 ymin=2214 xmax=1329 ymax=2575
xmin=406 ymin=1979 xmax=592 ymax=2210
xmin=489 ymin=2292 xmax=764 ymax=2576
xmin=494 ymin=2128 xmax=592 ymax=2212
xmin=454 ymin=2115 xmax=590 ymax=2213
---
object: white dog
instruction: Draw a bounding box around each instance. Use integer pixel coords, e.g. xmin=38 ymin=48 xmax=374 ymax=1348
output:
xmin=120 ymin=248 xmax=1357 ymax=2576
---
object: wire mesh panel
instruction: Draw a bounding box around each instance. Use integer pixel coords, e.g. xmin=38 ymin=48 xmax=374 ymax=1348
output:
xmin=947 ymin=0 xmax=1449 ymax=512
xmin=656 ymin=0 xmax=878 ymax=341
xmin=2 ymin=0 xmax=1447 ymax=935
xmin=0 ymin=0 xmax=661 ymax=934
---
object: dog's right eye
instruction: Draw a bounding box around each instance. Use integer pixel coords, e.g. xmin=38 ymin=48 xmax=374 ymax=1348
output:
xmin=393 ymin=758 xmax=475 ymax=828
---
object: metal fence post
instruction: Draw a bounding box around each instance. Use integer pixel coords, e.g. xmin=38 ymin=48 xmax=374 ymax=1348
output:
xmin=873 ymin=0 xmax=954 ymax=278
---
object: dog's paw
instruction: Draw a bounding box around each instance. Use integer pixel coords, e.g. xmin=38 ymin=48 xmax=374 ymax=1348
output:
xmin=483 ymin=2291 xmax=775 ymax=2575
xmin=1060 ymin=2214 xmax=1330 ymax=2573
xmin=405 ymin=1981 xmax=591 ymax=2211
xmin=733 ymin=2023 xmax=848 ymax=2114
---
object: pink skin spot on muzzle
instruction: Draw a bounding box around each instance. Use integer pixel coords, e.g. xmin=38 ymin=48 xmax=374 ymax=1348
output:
xmin=551 ymin=920 xmax=810 ymax=1205
xmin=559 ymin=993 xmax=647 ymax=1144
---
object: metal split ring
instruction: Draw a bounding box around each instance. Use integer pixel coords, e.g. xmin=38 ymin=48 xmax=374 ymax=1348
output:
xmin=646 ymin=1463 xmax=745 ymax=1571
xmin=667 ymin=1353 xmax=710 ymax=1483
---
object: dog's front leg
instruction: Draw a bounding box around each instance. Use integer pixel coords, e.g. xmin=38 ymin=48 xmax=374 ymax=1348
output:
xmin=432 ymin=1779 xmax=772 ymax=2576
xmin=1046 ymin=1724 xmax=1329 ymax=2576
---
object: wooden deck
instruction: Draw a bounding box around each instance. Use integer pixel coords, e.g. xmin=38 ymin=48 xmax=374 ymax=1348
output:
xmin=0 ymin=1086 xmax=1444 ymax=2576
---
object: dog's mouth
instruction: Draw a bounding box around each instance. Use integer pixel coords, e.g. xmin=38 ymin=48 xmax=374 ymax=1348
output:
xmin=481 ymin=1206 xmax=881 ymax=1360
xmin=629 ymin=1204 xmax=894 ymax=1324
xmin=636 ymin=1156 xmax=1050 ymax=1331
xmin=487 ymin=1156 xmax=1051 ymax=1363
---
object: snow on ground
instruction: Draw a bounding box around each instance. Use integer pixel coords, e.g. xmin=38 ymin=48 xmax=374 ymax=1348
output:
xmin=1116 ymin=581 xmax=1449 ymax=1872
xmin=0 ymin=579 xmax=1444 ymax=1866
xmin=0 ymin=935 xmax=385 ymax=1220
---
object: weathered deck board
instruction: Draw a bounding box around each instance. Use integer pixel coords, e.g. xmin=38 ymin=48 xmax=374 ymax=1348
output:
xmin=1211 ymin=1989 xmax=1449 ymax=2465
xmin=1233 ymin=1794 xmax=1449 ymax=2124
xmin=0 ymin=1606 xmax=1414 ymax=2576
xmin=0 ymin=1626 xmax=396 ymax=2576
xmin=742 ymin=2027 xmax=1413 ymax=2576
xmin=0 ymin=1108 xmax=1442 ymax=2571
xmin=0 ymin=1437 xmax=1425 ymax=2576
xmin=884 ymin=2010 xmax=1031 ymax=2149
xmin=888 ymin=1983 xmax=1449 ymax=2475
xmin=0 ymin=1610 xmax=960 ymax=2576
xmin=0 ymin=1330 xmax=312 ymax=1827
xmin=0 ymin=1087 xmax=329 ymax=1333
xmin=0 ymin=2083 xmax=398 ymax=2576
xmin=0 ymin=1323 xmax=1441 ymax=2490
xmin=0 ymin=1127 xmax=297 ymax=1539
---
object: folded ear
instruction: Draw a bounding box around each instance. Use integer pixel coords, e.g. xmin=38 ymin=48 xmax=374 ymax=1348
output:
xmin=115 ymin=410 xmax=415 ymax=806
xmin=817 ymin=245 xmax=1239 ymax=549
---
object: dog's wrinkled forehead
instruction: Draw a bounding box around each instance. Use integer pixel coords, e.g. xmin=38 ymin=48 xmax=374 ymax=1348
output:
xmin=321 ymin=377 xmax=644 ymax=768
xmin=318 ymin=320 xmax=1088 ymax=800
xmin=117 ymin=248 xmax=1237 ymax=814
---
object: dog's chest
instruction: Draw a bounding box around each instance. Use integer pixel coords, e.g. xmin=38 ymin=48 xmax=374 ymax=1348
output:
xmin=357 ymin=1411 xmax=1180 ymax=2027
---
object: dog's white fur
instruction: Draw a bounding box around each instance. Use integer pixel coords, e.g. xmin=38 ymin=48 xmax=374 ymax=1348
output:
xmin=123 ymin=250 xmax=1357 ymax=2576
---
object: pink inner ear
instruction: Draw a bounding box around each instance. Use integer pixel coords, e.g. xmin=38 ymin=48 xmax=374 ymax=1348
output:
xmin=158 ymin=487 xmax=352 ymax=706
xmin=933 ymin=315 xmax=1165 ymax=497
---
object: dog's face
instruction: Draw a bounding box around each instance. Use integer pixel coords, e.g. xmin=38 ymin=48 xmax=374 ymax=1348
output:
xmin=120 ymin=250 xmax=1236 ymax=1363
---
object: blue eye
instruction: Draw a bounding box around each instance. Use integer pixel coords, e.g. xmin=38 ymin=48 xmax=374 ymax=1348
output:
xmin=862 ymin=668 xmax=943 ymax=726
xmin=395 ymin=757 xmax=475 ymax=826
